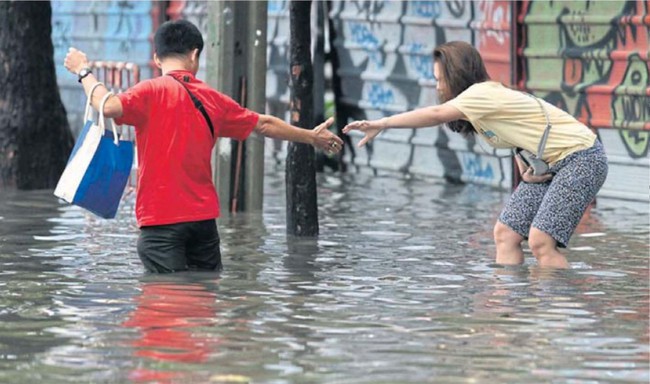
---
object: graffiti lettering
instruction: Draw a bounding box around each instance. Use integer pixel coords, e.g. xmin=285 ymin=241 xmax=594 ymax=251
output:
xmin=446 ymin=0 xmax=466 ymax=18
xmin=462 ymin=154 xmax=494 ymax=181
xmin=115 ymin=1 xmax=135 ymax=54
xmin=409 ymin=1 xmax=441 ymax=18
xmin=410 ymin=55 xmax=434 ymax=79
xmin=407 ymin=43 xmax=434 ymax=79
xmin=581 ymin=58 xmax=610 ymax=80
xmin=349 ymin=22 xmax=384 ymax=67
xmin=486 ymin=4 xmax=507 ymax=45
xmin=52 ymin=20 xmax=71 ymax=50
xmin=568 ymin=18 xmax=593 ymax=45
xmin=619 ymin=130 xmax=649 ymax=158
xmin=620 ymin=96 xmax=648 ymax=123
xmin=613 ymin=59 xmax=649 ymax=129
xmin=352 ymin=0 xmax=386 ymax=19
xmin=367 ymin=83 xmax=394 ymax=109
xmin=349 ymin=23 xmax=380 ymax=49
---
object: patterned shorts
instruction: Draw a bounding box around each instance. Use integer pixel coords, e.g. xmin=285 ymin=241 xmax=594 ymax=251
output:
xmin=499 ymin=140 xmax=608 ymax=248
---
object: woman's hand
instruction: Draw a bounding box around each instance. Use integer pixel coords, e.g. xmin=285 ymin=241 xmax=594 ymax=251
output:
xmin=521 ymin=167 xmax=553 ymax=183
xmin=342 ymin=119 xmax=385 ymax=147
xmin=515 ymin=155 xmax=553 ymax=183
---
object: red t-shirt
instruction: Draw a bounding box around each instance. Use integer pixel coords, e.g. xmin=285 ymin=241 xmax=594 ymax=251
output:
xmin=115 ymin=70 xmax=259 ymax=227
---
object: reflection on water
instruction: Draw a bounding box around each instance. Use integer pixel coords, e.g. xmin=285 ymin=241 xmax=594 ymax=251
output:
xmin=0 ymin=166 xmax=648 ymax=383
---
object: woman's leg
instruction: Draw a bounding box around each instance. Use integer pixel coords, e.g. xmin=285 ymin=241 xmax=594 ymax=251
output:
xmin=494 ymin=221 xmax=525 ymax=265
xmin=529 ymin=140 xmax=608 ymax=268
xmin=528 ymin=227 xmax=569 ymax=268
xmin=497 ymin=180 xmax=549 ymax=265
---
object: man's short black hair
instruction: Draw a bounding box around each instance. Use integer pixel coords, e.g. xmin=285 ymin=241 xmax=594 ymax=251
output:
xmin=154 ymin=20 xmax=204 ymax=59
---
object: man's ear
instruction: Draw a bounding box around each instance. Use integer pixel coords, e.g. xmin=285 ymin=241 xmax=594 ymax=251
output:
xmin=153 ymin=53 xmax=162 ymax=69
xmin=191 ymin=48 xmax=200 ymax=63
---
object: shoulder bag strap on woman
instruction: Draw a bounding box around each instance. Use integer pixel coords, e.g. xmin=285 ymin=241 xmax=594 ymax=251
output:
xmin=522 ymin=92 xmax=552 ymax=158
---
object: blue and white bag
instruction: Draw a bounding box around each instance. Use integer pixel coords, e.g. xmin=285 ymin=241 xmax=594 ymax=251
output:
xmin=54 ymin=86 xmax=134 ymax=219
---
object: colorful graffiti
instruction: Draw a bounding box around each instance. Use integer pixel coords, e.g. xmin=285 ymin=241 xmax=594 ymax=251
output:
xmin=520 ymin=0 xmax=649 ymax=199
xmin=51 ymin=1 xmax=647 ymax=199
xmin=326 ymin=0 xmax=511 ymax=188
xmin=521 ymin=0 xmax=649 ymax=133
xmin=476 ymin=0 xmax=512 ymax=84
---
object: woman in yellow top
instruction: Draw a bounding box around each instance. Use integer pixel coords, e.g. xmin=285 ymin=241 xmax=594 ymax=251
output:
xmin=343 ymin=41 xmax=608 ymax=269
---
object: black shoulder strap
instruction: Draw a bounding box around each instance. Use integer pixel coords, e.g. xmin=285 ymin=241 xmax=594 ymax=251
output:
xmin=168 ymin=75 xmax=214 ymax=138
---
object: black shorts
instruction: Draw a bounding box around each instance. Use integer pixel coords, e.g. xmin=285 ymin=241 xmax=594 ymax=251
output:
xmin=137 ymin=219 xmax=222 ymax=273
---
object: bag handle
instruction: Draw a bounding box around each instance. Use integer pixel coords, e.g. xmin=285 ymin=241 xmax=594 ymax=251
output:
xmin=83 ymin=82 xmax=105 ymax=122
xmin=98 ymin=92 xmax=120 ymax=146
xmin=529 ymin=95 xmax=552 ymax=158
xmin=168 ymin=75 xmax=214 ymax=138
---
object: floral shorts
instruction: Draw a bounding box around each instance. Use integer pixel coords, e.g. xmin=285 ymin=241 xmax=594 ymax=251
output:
xmin=499 ymin=140 xmax=608 ymax=248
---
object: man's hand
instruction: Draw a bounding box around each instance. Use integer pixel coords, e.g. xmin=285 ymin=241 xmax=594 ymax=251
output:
xmin=312 ymin=117 xmax=343 ymax=154
xmin=64 ymin=47 xmax=90 ymax=75
xmin=342 ymin=119 xmax=384 ymax=147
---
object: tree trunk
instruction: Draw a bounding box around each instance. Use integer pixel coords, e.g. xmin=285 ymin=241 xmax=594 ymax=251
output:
xmin=0 ymin=1 xmax=73 ymax=189
xmin=286 ymin=0 xmax=318 ymax=236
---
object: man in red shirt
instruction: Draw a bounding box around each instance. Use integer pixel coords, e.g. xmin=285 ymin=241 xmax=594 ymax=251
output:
xmin=64 ymin=20 xmax=343 ymax=273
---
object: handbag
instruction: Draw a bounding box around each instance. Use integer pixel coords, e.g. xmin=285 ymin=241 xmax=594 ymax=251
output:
xmin=516 ymin=94 xmax=552 ymax=176
xmin=54 ymin=86 xmax=134 ymax=219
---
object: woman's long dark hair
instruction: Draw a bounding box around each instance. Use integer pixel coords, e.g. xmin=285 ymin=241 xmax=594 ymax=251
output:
xmin=433 ymin=41 xmax=491 ymax=136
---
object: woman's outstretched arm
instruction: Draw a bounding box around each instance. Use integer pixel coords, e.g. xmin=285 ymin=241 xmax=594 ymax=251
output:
xmin=343 ymin=104 xmax=465 ymax=147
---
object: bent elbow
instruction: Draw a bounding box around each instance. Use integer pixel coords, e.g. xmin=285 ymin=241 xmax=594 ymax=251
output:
xmin=255 ymin=115 xmax=274 ymax=137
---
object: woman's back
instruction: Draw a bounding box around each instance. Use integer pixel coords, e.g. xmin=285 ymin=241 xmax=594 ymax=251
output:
xmin=446 ymin=81 xmax=596 ymax=164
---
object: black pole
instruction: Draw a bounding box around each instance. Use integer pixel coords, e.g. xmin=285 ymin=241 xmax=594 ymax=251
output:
xmin=286 ymin=0 xmax=318 ymax=236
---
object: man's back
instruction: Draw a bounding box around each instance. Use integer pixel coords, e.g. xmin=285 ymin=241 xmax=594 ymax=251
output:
xmin=115 ymin=70 xmax=258 ymax=226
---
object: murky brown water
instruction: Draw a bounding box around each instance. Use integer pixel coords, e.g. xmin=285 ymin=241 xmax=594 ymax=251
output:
xmin=0 ymin=165 xmax=648 ymax=383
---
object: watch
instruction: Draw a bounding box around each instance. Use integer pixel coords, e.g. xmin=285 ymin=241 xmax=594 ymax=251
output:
xmin=77 ymin=67 xmax=92 ymax=83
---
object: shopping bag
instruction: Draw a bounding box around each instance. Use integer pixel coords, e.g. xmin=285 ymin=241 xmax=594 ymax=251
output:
xmin=54 ymin=90 xmax=134 ymax=219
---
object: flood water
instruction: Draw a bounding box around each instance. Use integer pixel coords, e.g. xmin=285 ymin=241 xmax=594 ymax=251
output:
xmin=0 ymin=165 xmax=648 ymax=383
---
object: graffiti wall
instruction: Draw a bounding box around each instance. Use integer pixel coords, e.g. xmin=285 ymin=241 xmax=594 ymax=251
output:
xmin=329 ymin=0 xmax=514 ymax=189
xmin=267 ymin=0 xmax=292 ymax=123
xmin=167 ymin=0 xmax=209 ymax=81
xmin=326 ymin=0 xmax=648 ymax=199
xmin=52 ymin=0 xmax=162 ymax=136
xmin=52 ymin=0 xmax=649 ymax=202
xmin=519 ymin=0 xmax=649 ymax=201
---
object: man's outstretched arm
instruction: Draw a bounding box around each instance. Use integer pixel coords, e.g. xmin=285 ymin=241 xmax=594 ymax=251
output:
xmin=254 ymin=115 xmax=343 ymax=154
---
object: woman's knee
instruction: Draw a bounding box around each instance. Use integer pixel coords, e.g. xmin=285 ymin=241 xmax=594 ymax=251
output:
xmin=494 ymin=221 xmax=523 ymax=246
xmin=528 ymin=229 xmax=557 ymax=258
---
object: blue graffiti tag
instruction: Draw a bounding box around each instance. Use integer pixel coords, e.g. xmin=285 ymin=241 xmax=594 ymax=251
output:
xmin=350 ymin=22 xmax=380 ymax=49
xmin=350 ymin=22 xmax=384 ymax=67
xmin=367 ymin=83 xmax=395 ymax=109
xmin=462 ymin=153 xmax=494 ymax=181
xmin=407 ymin=43 xmax=434 ymax=79
xmin=409 ymin=1 xmax=442 ymax=18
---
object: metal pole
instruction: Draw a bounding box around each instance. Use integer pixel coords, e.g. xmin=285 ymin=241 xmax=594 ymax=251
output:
xmin=207 ymin=0 xmax=236 ymax=214
xmin=243 ymin=1 xmax=267 ymax=212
